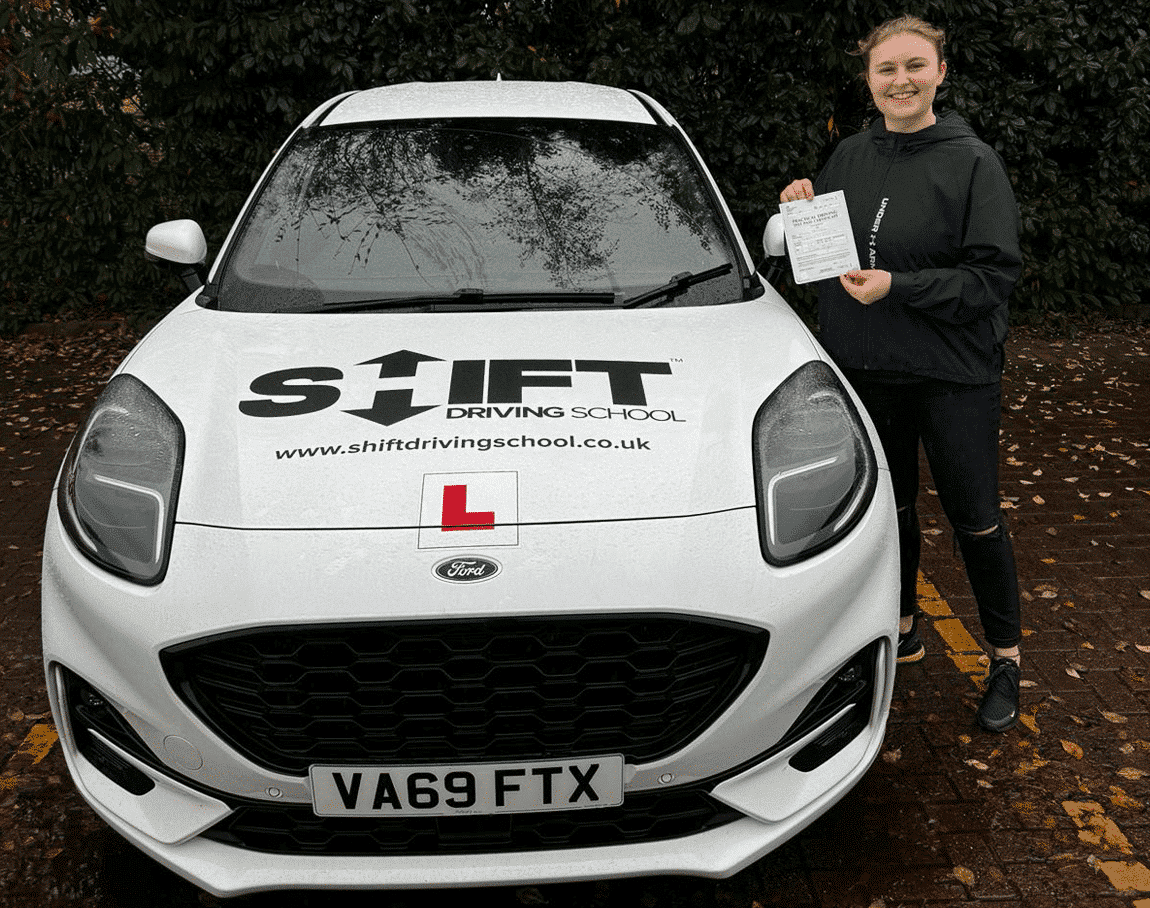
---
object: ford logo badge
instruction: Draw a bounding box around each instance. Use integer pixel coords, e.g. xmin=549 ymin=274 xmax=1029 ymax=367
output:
xmin=433 ymin=556 xmax=502 ymax=583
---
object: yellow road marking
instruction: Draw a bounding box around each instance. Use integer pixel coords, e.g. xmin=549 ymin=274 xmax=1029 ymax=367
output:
xmin=0 ymin=723 xmax=59 ymax=791
xmin=16 ymin=723 xmax=58 ymax=765
xmin=1062 ymin=800 xmax=1134 ymax=854
xmin=918 ymin=571 xmax=1150 ymax=899
xmin=1096 ymin=860 xmax=1150 ymax=894
xmin=916 ymin=574 xmax=986 ymax=680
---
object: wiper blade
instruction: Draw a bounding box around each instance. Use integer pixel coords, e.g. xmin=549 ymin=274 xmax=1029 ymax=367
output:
xmin=621 ymin=264 xmax=734 ymax=308
xmin=320 ymin=289 xmax=620 ymax=313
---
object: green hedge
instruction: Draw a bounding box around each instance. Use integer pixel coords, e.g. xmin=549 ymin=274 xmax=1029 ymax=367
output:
xmin=2 ymin=0 xmax=1147 ymax=333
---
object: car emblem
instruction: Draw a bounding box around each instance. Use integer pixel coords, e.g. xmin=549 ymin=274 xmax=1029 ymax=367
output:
xmin=433 ymin=555 xmax=502 ymax=583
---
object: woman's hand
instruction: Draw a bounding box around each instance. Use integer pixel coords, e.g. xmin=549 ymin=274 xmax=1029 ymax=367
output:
xmin=840 ymin=269 xmax=891 ymax=305
xmin=779 ymin=179 xmax=814 ymax=203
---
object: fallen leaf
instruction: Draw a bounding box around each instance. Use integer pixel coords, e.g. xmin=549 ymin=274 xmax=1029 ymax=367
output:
xmin=1109 ymin=787 xmax=1142 ymax=810
xmin=953 ymin=866 xmax=976 ymax=887
xmin=1117 ymin=768 xmax=1148 ymax=781
xmin=1101 ymin=711 xmax=1128 ymax=724
xmin=1140 ymin=591 xmax=1150 ymax=602
xmin=1062 ymin=740 xmax=1084 ymax=759
xmin=1033 ymin=495 xmax=1046 ymax=504
xmin=1016 ymin=755 xmax=1049 ymax=774
xmin=881 ymin=749 xmax=901 ymax=764
xmin=1066 ymin=668 xmax=1082 ymax=679
xmin=965 ymin=759 xmax=989 ymax=771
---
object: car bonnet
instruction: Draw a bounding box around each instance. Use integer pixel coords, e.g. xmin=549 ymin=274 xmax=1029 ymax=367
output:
xmin=119 ymin=298 xmax=820 ymax=531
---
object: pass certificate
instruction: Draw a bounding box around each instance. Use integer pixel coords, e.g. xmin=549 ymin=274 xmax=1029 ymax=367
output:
xmin=779 ymin=190 xmax=861 ymax=285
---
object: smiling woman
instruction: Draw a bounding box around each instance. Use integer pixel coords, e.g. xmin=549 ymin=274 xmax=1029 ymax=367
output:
xmin=857 ymin=17 xmax=948 ymax=134
xmin=778 ymin=16 xmax=1026 ymax=733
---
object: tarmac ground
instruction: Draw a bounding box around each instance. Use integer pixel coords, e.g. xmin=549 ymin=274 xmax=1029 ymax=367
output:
xmin=1 ymin=320 xmax=1148 ymax=908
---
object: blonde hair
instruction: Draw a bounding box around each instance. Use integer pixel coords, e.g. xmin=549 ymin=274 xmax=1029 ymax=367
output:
xmin=853 ymin=15 xmax=946 ymax=70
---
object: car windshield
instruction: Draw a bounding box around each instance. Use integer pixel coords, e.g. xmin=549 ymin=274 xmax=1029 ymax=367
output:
xmin=215 ymin=118 xmax=744 ymax=312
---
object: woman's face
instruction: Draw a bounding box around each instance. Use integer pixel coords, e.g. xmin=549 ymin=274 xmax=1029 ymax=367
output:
xmin=866 ymin=33 xmax=947 ymax=133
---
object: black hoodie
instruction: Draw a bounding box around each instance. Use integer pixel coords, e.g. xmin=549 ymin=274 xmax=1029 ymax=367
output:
xmin=813 ymin=113 xmax=1022 ymax=385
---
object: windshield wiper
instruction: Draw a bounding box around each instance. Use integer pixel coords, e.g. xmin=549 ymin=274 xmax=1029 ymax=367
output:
xmin=621 ymin=264 xmax=734 ymax=308
xmin=320 ymin=288 xmax=621 ymax=313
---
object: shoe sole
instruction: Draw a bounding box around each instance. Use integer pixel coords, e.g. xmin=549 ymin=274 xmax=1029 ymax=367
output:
xmin=977 ymin=712 xmax=1018 ymax=733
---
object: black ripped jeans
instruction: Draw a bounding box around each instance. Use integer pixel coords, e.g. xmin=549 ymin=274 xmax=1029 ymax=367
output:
xmin=843 ymin=370 xmax=1022 ymax=649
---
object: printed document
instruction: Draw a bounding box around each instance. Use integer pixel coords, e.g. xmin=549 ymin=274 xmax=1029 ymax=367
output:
xmin=779 ymin=191 xmax=860 ymax=284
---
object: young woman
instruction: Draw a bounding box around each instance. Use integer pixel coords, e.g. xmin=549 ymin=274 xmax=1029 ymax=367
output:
xmin=780 ymin=15 xmax=1024 ymax=732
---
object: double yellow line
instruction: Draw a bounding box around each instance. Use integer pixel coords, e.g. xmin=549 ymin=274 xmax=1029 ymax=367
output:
xmin=916 ymin=571 xmax=1150 ymax=905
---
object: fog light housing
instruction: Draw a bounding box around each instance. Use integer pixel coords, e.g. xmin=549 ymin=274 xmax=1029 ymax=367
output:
xmin=60 ymin=667 xmax=155 ymax=796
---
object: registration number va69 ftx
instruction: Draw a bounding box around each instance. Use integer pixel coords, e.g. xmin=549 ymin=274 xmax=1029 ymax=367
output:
xmin=310 ymin=755 xmax=625 ymax=817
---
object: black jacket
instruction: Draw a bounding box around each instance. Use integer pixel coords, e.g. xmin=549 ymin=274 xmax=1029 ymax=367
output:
xmin=813 ymin=113 xmax=1022 ymax=384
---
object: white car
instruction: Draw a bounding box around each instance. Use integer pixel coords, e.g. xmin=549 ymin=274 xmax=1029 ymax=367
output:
xmin=42 ymin=81 xmax=898 ymax=897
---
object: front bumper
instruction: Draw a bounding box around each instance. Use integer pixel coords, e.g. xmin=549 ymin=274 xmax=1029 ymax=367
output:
xmin=42 ymin=497 xmax=897 ymax=895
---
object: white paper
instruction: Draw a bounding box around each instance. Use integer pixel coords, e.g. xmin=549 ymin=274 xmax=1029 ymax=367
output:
xmin=779 ymin=191 xmax=861 ymax=285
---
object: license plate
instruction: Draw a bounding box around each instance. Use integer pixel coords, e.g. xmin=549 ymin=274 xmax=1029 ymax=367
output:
xmin=310 ymin=755 xmax=625 ymax=817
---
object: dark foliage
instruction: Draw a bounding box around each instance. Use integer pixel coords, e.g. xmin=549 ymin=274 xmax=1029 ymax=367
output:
xmin=2 ymin=0 xmax=1147 ymax=333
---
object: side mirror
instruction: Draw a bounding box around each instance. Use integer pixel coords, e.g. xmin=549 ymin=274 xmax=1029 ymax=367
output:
xmin=762 ymin=213 xmax=787 ymax=258
xmin=145 ymin=220 xmax=208 ymax=292
xmin=755 ymin=213 xmax=789 ymax=290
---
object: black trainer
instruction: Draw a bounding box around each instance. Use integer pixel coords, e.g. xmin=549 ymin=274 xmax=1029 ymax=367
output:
xmin=977 ymin=656 xmax=1021 ymax=732
xmin=897 ymin=613 xmax=925 ymax=663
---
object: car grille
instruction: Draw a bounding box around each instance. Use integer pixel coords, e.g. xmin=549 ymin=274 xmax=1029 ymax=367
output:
xmin=201 ymin=784 xmax=740 ymax=855
xmin=161 ymin=614 xmax=769 ymax=774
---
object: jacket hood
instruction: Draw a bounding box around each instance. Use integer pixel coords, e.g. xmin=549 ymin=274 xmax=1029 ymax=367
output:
xmin=118 ymin=296 xmax=821 ymax=531
xmin=867 ymin=112 xmax=980 ymax=149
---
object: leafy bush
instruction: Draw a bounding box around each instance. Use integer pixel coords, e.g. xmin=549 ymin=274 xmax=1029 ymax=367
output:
xmin=2 ymin=0 xmax=1147 ymax=334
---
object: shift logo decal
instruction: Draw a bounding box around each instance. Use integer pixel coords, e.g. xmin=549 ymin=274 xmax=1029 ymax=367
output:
xmin=239 ymin=350 xmax=680 ymax=427
xmin=419 ymin=472 xmax=519 ymax=549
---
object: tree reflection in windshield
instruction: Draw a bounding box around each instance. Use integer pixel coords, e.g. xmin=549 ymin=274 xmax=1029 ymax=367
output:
xmin=219 ymin=119 xmax=740 ymax=312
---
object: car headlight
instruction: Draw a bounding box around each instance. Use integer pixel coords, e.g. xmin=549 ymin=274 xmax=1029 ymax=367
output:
xmin=752 ymin=361 xmax=877 ymax=566
xmin=58 ymin=374 xmax=184 ymax=584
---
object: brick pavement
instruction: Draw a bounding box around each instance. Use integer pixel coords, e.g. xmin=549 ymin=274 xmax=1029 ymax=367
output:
xmin=1 ymin=323 xmax=1148 ymax=908
xmin=859 ymin=327 xmax=1150 ymax=908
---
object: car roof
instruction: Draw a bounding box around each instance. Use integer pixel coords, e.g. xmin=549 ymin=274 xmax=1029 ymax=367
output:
xmin=311 ymin=81 xmax=660 ymax=127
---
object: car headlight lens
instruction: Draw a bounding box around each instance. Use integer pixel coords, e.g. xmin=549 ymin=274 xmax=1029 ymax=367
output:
xmin=58 ymin=374 xmax=184 ymax=584
xmin=752 ymin=361 xmax=877 ymax=566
